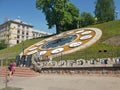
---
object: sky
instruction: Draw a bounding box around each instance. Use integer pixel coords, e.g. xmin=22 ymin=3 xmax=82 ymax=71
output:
xmin=0 ymin=0 xmax=120 ymax=34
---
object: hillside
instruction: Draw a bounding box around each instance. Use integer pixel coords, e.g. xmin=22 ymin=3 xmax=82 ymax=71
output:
xmin=0 ymin=38 xmax=44 ymax=59
xmin=60 ymin=20 xmax=120 ymax=60
xmin=0 ymin=20 xmax=120 ymax=60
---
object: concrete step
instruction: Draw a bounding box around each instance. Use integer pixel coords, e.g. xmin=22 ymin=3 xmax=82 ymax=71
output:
xmin=0 ymin=66 xmax=39 ymax=77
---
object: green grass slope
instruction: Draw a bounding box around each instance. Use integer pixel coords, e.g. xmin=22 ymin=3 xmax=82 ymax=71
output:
xmin=59 ymin=20 xmax=120 ymax=60
xmin=0 ymin=38 xmax=43 ymax=59
xmin=0 ymin=20 xmax=120 ymax=60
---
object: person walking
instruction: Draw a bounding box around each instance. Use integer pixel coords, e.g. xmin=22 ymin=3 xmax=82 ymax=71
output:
xmin=8 ymin=61 xmax=15 ymax=80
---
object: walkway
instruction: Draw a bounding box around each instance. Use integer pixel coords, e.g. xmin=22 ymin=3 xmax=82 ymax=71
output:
xmin=0 ymin=75 xmax=120 ymax=90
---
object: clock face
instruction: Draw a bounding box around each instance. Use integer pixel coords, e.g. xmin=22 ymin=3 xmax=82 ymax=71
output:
xmin=24 ymin=28 xmax=102 ymax=57
xmin=41 ymin=34 xmax=77 ymax=50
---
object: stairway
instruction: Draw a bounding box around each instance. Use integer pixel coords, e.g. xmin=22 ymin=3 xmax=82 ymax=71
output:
xmin=0 ymin=66 xmax=39 ymax=77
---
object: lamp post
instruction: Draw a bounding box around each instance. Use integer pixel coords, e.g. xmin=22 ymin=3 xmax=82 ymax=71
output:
xmin=5 ymin=29 xmax=10 ymax=90
xmin=22 ymin=40 xmax=24 ymax=55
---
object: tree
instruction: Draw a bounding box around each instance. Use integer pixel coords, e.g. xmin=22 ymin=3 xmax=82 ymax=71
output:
xmin=36 ymin=0 xmax=80 ymax=34
xmin=61 ymin=3 xmax=80 ymax=31
xmin=36 ymin=0 xmax=72 ymax=34
xmin=94 ymin=0 xmax=115 ymax=23
xmin=0 ymin=40 xmax=7 ymax=50
xmin=80 ymin=12 xmax=95 ymax=27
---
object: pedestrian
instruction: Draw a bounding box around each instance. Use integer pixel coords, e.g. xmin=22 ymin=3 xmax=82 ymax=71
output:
xmin=8 ymin=61 xmax=15 ymax=79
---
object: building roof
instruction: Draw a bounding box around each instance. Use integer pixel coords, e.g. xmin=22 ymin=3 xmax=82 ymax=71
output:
xmin=32 ymin=29 xmax=51 ymax=35
xmin=0 ymin=18 xmax=33 ymax=27
xmin=0 ymin=18 xmax=52 ymax=35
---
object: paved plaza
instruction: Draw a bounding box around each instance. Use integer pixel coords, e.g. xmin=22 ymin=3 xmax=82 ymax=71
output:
xmin=0 ymin=74 xmax=120 ymax=90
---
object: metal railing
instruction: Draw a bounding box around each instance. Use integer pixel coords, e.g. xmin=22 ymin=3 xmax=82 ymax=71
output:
xmin=0 ymin=59 xmax=15 ymax=66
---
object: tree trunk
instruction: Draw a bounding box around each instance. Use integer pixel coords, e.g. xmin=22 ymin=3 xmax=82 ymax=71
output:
xmin=56 ymin=24 xmax=61 ymax=34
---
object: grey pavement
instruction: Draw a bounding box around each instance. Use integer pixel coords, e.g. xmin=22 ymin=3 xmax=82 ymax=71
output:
xmin=0 ymin=74 xmax=120 ymax=90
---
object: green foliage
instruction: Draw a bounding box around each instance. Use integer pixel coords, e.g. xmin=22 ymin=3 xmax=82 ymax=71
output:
xmin=36 ymin=0 xmax=69 ymax=34
xmin=0 ymin=40 xmax=7 ymax=50
xmin=80 ymin=12 xmax=95 ymax=27
xmin=36 ymin=0 xmax=79 ymax=34
xmin=62 ymin=3 xmax=80 ymax=30
xmin=95 ymin=0 xmax=115 ymax=23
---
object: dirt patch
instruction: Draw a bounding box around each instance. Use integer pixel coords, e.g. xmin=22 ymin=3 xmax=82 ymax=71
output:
xmin=103 ymin=36 xmax=120 ymax=45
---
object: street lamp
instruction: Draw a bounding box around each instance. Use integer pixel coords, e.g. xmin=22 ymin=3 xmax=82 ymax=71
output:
xmin=4 ymin=29 xmax=10 ymax=90
xmin=22 ymin=40 xmax=24 ymax=55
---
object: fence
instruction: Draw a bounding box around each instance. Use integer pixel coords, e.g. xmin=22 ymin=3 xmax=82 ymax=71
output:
xmin=0 ymin=59 xmax=15 ymax=66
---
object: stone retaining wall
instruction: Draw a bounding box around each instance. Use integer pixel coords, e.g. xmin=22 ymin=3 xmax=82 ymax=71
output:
xmin=40 ymin=64 xmax=120 ymax=77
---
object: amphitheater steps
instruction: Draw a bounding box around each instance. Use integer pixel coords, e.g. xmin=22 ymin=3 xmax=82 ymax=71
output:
xmin=0 ymin=67 xmax=39 ymax=77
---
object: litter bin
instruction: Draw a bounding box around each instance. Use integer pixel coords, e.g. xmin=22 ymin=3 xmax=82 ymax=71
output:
xmin=78 ymin=61 xmax=83 ymax=65
xmin=115 ymin=58 xmax=120 ymax=64
xmin=90 ymin=59 xmax=94 ymax=64
xmin=101 ymin=59 xmax=107 ymax=64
